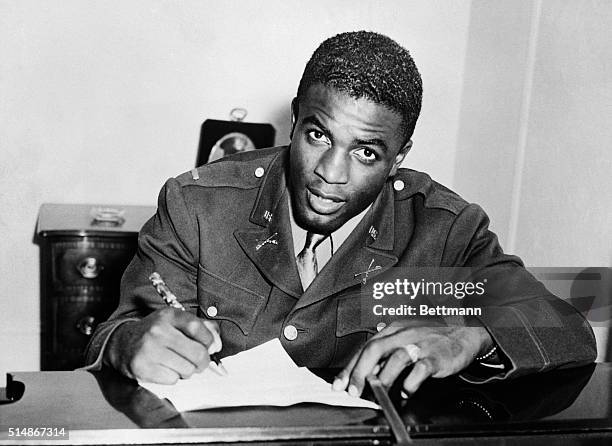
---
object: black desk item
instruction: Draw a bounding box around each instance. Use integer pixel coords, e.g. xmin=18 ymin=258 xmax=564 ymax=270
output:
xmin=368 ymin=375 xmax=412 ymax=445
xmin=36 ymin=204 xmax=155 ymax=370
xmin=195 ymin=108 xmax=275 ymax=166
xmin=1 ymin=364 xmax=611 ymax=444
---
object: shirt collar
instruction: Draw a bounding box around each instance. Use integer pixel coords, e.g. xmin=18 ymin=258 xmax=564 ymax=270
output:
xmin=287 ymin=192 xmax=371 ymax=262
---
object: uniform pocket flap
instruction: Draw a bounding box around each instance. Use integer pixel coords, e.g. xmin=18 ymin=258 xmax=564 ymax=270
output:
xmin=198 ymin=265 xmax=265 ymax=335
xmin=336 ymin=295 xmax=376 ymax=337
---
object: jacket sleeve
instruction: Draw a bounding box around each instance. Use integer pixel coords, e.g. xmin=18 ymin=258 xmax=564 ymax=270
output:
xmin=442 ymin=204 xmax=597 ymax=381
xmin=83 ymin=178 xmax=200 ymax=368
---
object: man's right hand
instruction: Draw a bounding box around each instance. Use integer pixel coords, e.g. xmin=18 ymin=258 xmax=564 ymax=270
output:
xmin=103 ymin=308 xmax=220 ymax=384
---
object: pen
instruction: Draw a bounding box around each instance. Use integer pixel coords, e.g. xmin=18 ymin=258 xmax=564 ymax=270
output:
xmin=148 ymin=272 xmax=228 ymax=376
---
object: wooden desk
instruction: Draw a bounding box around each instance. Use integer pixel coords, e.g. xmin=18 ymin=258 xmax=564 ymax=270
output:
xmin=1 ymin=365 xmax=611 ymax=445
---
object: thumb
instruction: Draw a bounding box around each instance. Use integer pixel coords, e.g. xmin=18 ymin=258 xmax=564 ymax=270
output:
xmin=203 ymin=320 xmax=222 ymax=354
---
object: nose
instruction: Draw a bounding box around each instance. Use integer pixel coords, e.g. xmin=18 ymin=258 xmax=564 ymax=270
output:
xmin=314 ymin=147 xmax=349 ymax=184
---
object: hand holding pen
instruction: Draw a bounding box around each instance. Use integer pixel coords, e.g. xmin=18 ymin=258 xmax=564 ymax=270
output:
xmin=101 ymin=272 xmax=228 ymax=384
xmin=149 ymin=272 xmax=228 ymax=376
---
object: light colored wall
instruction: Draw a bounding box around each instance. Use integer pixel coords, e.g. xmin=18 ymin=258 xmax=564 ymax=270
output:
xmin=0 ymin=0 xmax=471 ymax=375
xmin=512 ymin=0 xmax=612 ymax=267
xmin=454 ymin=0 xmax=612 ymax=360
xmin=453 ymin=0 xmax=535 ymax=245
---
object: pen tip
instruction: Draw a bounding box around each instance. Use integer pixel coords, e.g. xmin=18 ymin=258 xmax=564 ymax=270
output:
xmin=209 ymin=354 xmax=228 ymax=376
xmin=209 ymin=361 xmax=228 ymax=376
xmin=216 ymin=360 xmax=229 ymax=376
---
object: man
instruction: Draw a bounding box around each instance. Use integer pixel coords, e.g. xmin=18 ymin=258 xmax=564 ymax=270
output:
xmin=85 ymin=31 xmax=596 ymax=397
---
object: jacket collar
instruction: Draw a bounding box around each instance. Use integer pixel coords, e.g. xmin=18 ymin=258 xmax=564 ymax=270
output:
xmin=248 ymin=148 xmax=288 ymax=228
xmin=366 ymin=180 xmax=395 ymax=251
xmin=234 ymin=149 xmax=303 ymax=298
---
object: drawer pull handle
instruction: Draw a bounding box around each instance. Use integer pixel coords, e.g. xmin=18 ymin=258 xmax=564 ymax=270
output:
xmin=76 ymin=316 xmax=96 ymax=336
xmin=77 ymin=257 xmax=103 ymax=279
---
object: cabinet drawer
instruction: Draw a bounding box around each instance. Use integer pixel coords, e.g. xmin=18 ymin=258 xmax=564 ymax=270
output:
xmin=50 ymin=239 xmax=136 ymax=291
xmin=44 ymin=294 xmax=119 ymax=369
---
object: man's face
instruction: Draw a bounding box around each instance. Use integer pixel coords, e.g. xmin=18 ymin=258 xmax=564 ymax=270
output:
xmin=289 ymin=83 xmax=412 ymax=233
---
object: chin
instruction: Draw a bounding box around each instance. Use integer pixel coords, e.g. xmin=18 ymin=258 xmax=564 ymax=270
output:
xmin=294 ymin=209 xmax=340 ymax=234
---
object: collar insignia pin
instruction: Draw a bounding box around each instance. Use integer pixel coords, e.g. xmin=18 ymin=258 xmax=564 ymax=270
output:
xmin=354 ymin=258 xmax=382 ymax=285
xmin=256 ymin=232 xmax=278 ymax=251
xmin=263 ymin=210 xmax=273 ymax=222
xmin=368 ymin=226 xmax=378 ymax=240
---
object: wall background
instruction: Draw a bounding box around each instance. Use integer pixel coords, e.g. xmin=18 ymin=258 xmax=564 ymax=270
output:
xmin=1 ymin=0 xmax=610 ymax=377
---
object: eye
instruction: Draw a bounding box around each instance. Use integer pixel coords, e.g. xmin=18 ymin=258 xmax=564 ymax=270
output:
xmin=354 ymin=147 xmax=378 ymax=163
xmin=307 ymin=130 xmax=329 ymax=144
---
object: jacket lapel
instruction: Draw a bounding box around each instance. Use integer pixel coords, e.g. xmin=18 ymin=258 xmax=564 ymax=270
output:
xmin=234 ymin=150 xmax=303 ymax=298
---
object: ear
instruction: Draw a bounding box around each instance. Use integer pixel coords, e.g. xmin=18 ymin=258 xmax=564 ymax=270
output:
xmin=388 ymin=140 xmax=412 ymax=177
xmin=290 ymin=98 xmax=298 ymax=140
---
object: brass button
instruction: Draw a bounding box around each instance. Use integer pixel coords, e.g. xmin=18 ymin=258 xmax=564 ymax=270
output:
xmin=393 ymin=180 xmax=405 ymax=191
xmin=254 ymin=167 xmax=265 ymax=178
xmin=283 ymin=325 xmax=298 ymax=341
xmin=376 ymin=322 xmax=386 ymax=332
xmin=206 ymin=306 xmax=218 ymax=317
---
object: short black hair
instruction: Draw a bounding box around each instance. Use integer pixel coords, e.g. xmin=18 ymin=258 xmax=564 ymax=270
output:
xmin=297 ymin=31 xmax=422 ymax=139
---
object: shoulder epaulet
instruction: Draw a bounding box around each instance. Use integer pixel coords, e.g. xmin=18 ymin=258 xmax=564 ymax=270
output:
xmin=393 ymin=168 xmax=468 ymax=215
xmin=174 ymin=146 xmax=285 ymax=189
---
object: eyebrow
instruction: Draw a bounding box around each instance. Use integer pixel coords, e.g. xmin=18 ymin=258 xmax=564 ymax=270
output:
xmin=302 ymin=115 xmax=389 ymax=152
xmin=354 ymin=137 xmax=388 ymax=153
xmin=302 ymin=115 xmax=331 ymax=135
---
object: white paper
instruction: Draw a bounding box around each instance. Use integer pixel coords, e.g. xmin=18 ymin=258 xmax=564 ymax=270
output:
xmin=140 ymin=338 xmax=380 ymax=412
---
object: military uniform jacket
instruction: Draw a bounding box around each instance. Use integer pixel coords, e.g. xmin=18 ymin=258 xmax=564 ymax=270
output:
xmin=85 ymin=146 xmax=596 ymax=380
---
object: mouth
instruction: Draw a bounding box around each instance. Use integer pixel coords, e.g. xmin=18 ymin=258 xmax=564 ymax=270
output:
xmin=306 ymin=187 xmax=346 ymax=215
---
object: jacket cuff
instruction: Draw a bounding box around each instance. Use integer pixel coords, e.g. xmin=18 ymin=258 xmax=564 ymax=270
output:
xmin=79 ymin=318 xmax=138 ymax=371
xmin=472 ymin=305 xmax=550 ymax=381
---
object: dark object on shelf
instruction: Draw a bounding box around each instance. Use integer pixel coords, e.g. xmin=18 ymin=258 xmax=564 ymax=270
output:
xmin=195 ymin=108 xmax=275 ymax=167
xmin=36 ymin=203 xmax=156 ymax=370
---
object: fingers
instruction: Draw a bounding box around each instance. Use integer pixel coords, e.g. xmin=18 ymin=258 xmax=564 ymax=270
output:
xmin=193 ymin=320 xmax=221 ymax=373
xmin=129 ymin=339 xmax=198 ymax=384
xmin=155 ymin=347 xmax=198 ymax=380
xmin=139 ymin=365 xmax=182 ymax=385
xmin=334 ymin=325 xmax=471 ymax=398
xmin=150 ymin=310 xmax=211 ymax=367
xmin=164 ymin=326 xmax=210 ymax=369
xmin=333 ymin=325 xmax=405 ymax=393
xmin=172 ymin=311 xmax=216 ymax=349
xmin=122 ymin=308 xmax=224 ymax=383
xmin=377 ymin=345 xmax=419 ymax=387
xmin=340 ymin=333 xmax=419 ymax=397
xmin=402 ymin=358 xmax=435 ymax=396
xmin=203 ymin=320 xmax=222 ymax=354
xmin=338 ymin=344 xmax=432 ymax=400
xmin=333 ymin=343 xmax=382 ymax=396
xmin=332 ymin=350 xmax=360 ymax=392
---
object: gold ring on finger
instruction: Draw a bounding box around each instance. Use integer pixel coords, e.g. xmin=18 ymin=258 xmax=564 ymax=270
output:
xmin=403 ymin=344 xmax=421 ymax=362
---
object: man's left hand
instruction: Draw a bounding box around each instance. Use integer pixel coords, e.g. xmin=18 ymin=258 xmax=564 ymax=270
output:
xmin=332 ymin=322 xmax=493 ymax=397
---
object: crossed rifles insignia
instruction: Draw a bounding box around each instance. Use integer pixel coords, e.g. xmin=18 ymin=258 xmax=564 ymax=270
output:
xmin=354 ymin=259 xmax=382 ymax=285
xmin=255 ymin=232 xmax=279 ymax=251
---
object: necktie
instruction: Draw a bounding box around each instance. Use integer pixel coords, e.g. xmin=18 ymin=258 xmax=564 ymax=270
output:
xmin=296 ymin=232 xmax=327 ymax=290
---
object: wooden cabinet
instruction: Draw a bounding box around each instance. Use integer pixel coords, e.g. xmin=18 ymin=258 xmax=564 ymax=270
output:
xmin=37 ymin=204 xmax=155 ymax=370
